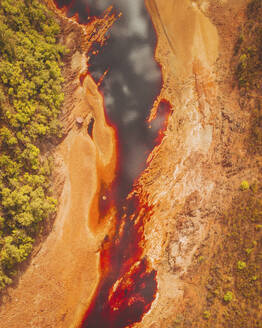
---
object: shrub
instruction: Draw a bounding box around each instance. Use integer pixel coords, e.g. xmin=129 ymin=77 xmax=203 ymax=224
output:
xmin=237 ymin=260 xmax=247 ymax=270
xmin=203 ymin=311 xmax=211 ymax=320
xmin=240 ymin=180 xmax=249 ymax=190
xmin=223 ymin=291 xmax=233 ymax=302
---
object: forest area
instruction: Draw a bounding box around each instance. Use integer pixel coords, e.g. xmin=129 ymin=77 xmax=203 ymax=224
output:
xmin=0 ymin=0 xmax=65 ymax=290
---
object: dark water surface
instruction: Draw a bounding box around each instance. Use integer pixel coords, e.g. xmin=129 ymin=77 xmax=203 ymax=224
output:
xmin=56 ymin=0 xmax=162 ymax=200
xmin=54 ymin=1 xmax=164 ymax=327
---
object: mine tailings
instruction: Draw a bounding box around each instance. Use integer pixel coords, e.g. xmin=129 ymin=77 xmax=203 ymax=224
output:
xmin=54 ymin=1 xmax=171 ymax=327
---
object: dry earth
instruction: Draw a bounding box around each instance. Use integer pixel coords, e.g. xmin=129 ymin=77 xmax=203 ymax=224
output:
xmin=134 ymin=0 xmax=252 ymax=327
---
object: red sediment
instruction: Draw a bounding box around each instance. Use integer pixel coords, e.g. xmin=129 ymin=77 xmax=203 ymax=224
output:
xmin=81 ymin=197 xmax=157 ymax=328
xmin=79 ymin=72 xmax=88 ymax=86
xmin=51 ymin=0 xmax=119 ymax=54
xmin=53 ymin=0 xmax=88 ymax=22
xmin=97 ymin=69 xmax=109 ymax=87
xmin=152 ymin=99 xmax=172 ymax=146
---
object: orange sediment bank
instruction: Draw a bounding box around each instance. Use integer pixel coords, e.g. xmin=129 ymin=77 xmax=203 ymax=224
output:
xmin=81 ymin=72 xmax=118 ymax=233
xmin=45 ymin=0 xmax=120 ymax=54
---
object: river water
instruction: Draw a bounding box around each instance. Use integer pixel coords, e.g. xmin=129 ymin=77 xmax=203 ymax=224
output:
xmin=56 ymin=0 xmax=162 ymax=199
xmin=54 ymin=1 xmax=165 ymax=327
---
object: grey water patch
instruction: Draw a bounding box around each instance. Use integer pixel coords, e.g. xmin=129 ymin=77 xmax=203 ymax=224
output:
xmin=87 ymin=0 xmax=162 ymax=198
xmin=56 ymin=0 xmax=162 ymax=198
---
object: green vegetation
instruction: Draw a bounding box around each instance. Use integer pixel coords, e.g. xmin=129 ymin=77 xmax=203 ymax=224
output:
xmin=235 ymin=0 xmax=262 ymax=91
xmin=235 ymin=0 xmax=262 ymax=152
xmin=0 ymin=0 xmax=66 ymax=290
xmin=197 ymin=255 xmax=205 ymax=263
xmin=170 ymin=184 xmax=262 ymax=328
xmin=202 ymin=311 xmax=211 ymax=320
xmin=240 ymin=180 xmax=249 ymax=191
xmin=237 ymin=260 xmax=247 ymax=270
xmin=202 ymin=187 xmax=262 ymax=327
xmin=223 ymin=291 xmax=233 ymax=303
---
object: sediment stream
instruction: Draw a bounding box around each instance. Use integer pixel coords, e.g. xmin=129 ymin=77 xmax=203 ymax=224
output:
xmin=54 ymin=1 xmax=169 ymax=326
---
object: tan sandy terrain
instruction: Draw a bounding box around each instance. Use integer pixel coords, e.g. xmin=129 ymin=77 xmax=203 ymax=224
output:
xmin=133 ymin=0 xmax=250 ymax=327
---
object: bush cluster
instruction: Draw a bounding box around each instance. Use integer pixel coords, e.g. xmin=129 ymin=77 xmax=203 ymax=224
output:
xmin=235 ymin=0 xmax=262 ymax=91
xmin=234 ymin=0 xmax=262 ymax=153
xmin=0 ymin=0 xmax=65 ymax=290
xmin=169 ymin=181 xmax=262 ymax=328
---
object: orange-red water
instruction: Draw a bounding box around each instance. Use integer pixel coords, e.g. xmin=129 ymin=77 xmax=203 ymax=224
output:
xmin=82 ymin=197 xmax=157 ymax=328
xmin=53 ymin=1 xmax=171 ymax=327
